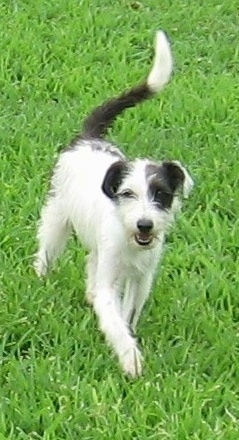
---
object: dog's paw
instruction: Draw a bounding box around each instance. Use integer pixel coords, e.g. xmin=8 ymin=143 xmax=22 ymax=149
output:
xmin=120 ymin=346 xmax=143 ymax=377
xmin=85 ymin=290 xmax=94 ymax=305
xmin=33 ymin=256 xmax=47 ymax=278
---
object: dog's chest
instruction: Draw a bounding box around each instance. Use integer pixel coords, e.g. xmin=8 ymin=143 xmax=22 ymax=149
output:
xmin=120 ymin=245 xmax=160 ymax=278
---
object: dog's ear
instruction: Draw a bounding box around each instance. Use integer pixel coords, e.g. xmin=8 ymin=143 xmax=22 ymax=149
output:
xmin=102 ymin=160 xmax=129 ymax=199
xmin=162 ymin=161 xmax=194 ymax=197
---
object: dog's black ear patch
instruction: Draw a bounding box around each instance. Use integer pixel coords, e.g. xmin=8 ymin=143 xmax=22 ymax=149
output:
xmin=161 ymin=162 xmax=185 ymax=192
xmin=102 ymin=161 xmax=129 ymax=199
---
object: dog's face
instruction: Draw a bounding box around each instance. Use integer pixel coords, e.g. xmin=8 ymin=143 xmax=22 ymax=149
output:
xmin=102 ymin=159 xmax=193 ymax=249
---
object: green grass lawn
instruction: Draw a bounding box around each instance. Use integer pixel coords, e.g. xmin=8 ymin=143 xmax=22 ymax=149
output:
xmin=1 ymin=0 xmax=239 ymax=438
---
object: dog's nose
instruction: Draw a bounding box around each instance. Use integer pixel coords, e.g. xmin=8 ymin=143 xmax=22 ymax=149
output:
xmin=137 ymin=219 xmax=154 ymax=233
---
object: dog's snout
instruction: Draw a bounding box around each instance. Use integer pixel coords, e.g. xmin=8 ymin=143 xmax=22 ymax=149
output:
xmin=137 ymin=219 xmax=154 ymax=233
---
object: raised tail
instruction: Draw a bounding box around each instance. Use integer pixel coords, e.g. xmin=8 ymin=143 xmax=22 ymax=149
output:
xmin=82 ymin=30 xmax=173 ymax=139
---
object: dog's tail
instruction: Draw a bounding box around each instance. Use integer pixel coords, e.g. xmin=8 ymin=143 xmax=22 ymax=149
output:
xmin=82 ymin=30 xmax=173 ymax=139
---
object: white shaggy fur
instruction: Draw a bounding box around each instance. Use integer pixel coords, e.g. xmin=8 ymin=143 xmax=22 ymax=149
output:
xmin=147 ymin=30 xmax=173 ymax=92
xmin=34 ymin=31 xmax=193 ymax=377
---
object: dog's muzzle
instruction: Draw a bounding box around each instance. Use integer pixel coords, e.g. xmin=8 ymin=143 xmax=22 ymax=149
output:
xmin=135 ymin=219 xmax=154 ymax=246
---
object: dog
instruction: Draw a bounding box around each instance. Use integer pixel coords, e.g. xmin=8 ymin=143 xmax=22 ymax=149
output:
xmin=34 ymin=31 xmax=193 ymax=377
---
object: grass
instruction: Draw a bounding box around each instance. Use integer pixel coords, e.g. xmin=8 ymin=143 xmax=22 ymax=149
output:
xmin=0 ymin=0 xmax=238 ymax=438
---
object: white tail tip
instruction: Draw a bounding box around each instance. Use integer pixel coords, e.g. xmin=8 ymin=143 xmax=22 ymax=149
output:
xmin=147 ymin=30 xmax=173 ymax=93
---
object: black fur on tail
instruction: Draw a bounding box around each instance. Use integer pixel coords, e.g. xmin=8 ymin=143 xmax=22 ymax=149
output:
xmin=82 ymin=82 xmax=153 ymax=139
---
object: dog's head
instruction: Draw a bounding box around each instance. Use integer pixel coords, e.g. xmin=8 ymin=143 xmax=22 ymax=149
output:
xmin=102 ymin=159 xmax=193 ymax=249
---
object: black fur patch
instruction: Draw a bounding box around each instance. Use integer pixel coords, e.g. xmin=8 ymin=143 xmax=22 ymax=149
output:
xmin=82 ymin=82 xmax=153 ymax=139
xmin=102 ymin=161 xmax=129 ymax=199
xmin=146 ymin=162 xmax=185 ymax=209
xmin=161 ymin=162 xmax=185 ymax=192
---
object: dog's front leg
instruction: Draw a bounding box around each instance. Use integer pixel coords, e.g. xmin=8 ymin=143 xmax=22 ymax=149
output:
xmin=85 ymin=251 xmax=97 ymax=304
xmin=91 ymin=250 xmax=142 ymax=377
xmin=122 ymin=270 xmax=155 ymax=333
xmin=129 ymin=273 xmax=155 ymax=332
xmin=122 ymin=278 xmax=138 ymax=326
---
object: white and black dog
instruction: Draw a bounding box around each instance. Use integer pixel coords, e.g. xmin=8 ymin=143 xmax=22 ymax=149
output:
xmin=34 ymin=31 xmax=193 ymax=376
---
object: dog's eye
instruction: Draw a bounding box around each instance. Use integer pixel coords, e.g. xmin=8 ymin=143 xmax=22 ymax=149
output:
xmin=154 ymin=190 xmax=173 ymax=209
xmin=120 ymin=190 xmax=135 ymax=198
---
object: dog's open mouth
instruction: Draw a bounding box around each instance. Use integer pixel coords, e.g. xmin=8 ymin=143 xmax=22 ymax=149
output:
xmin=135 ymin=233 xmax=153 ymax=246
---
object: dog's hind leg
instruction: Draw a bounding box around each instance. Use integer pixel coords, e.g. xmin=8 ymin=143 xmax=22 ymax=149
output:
xmin=34 ymin=196 xmax=71 ymax=277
